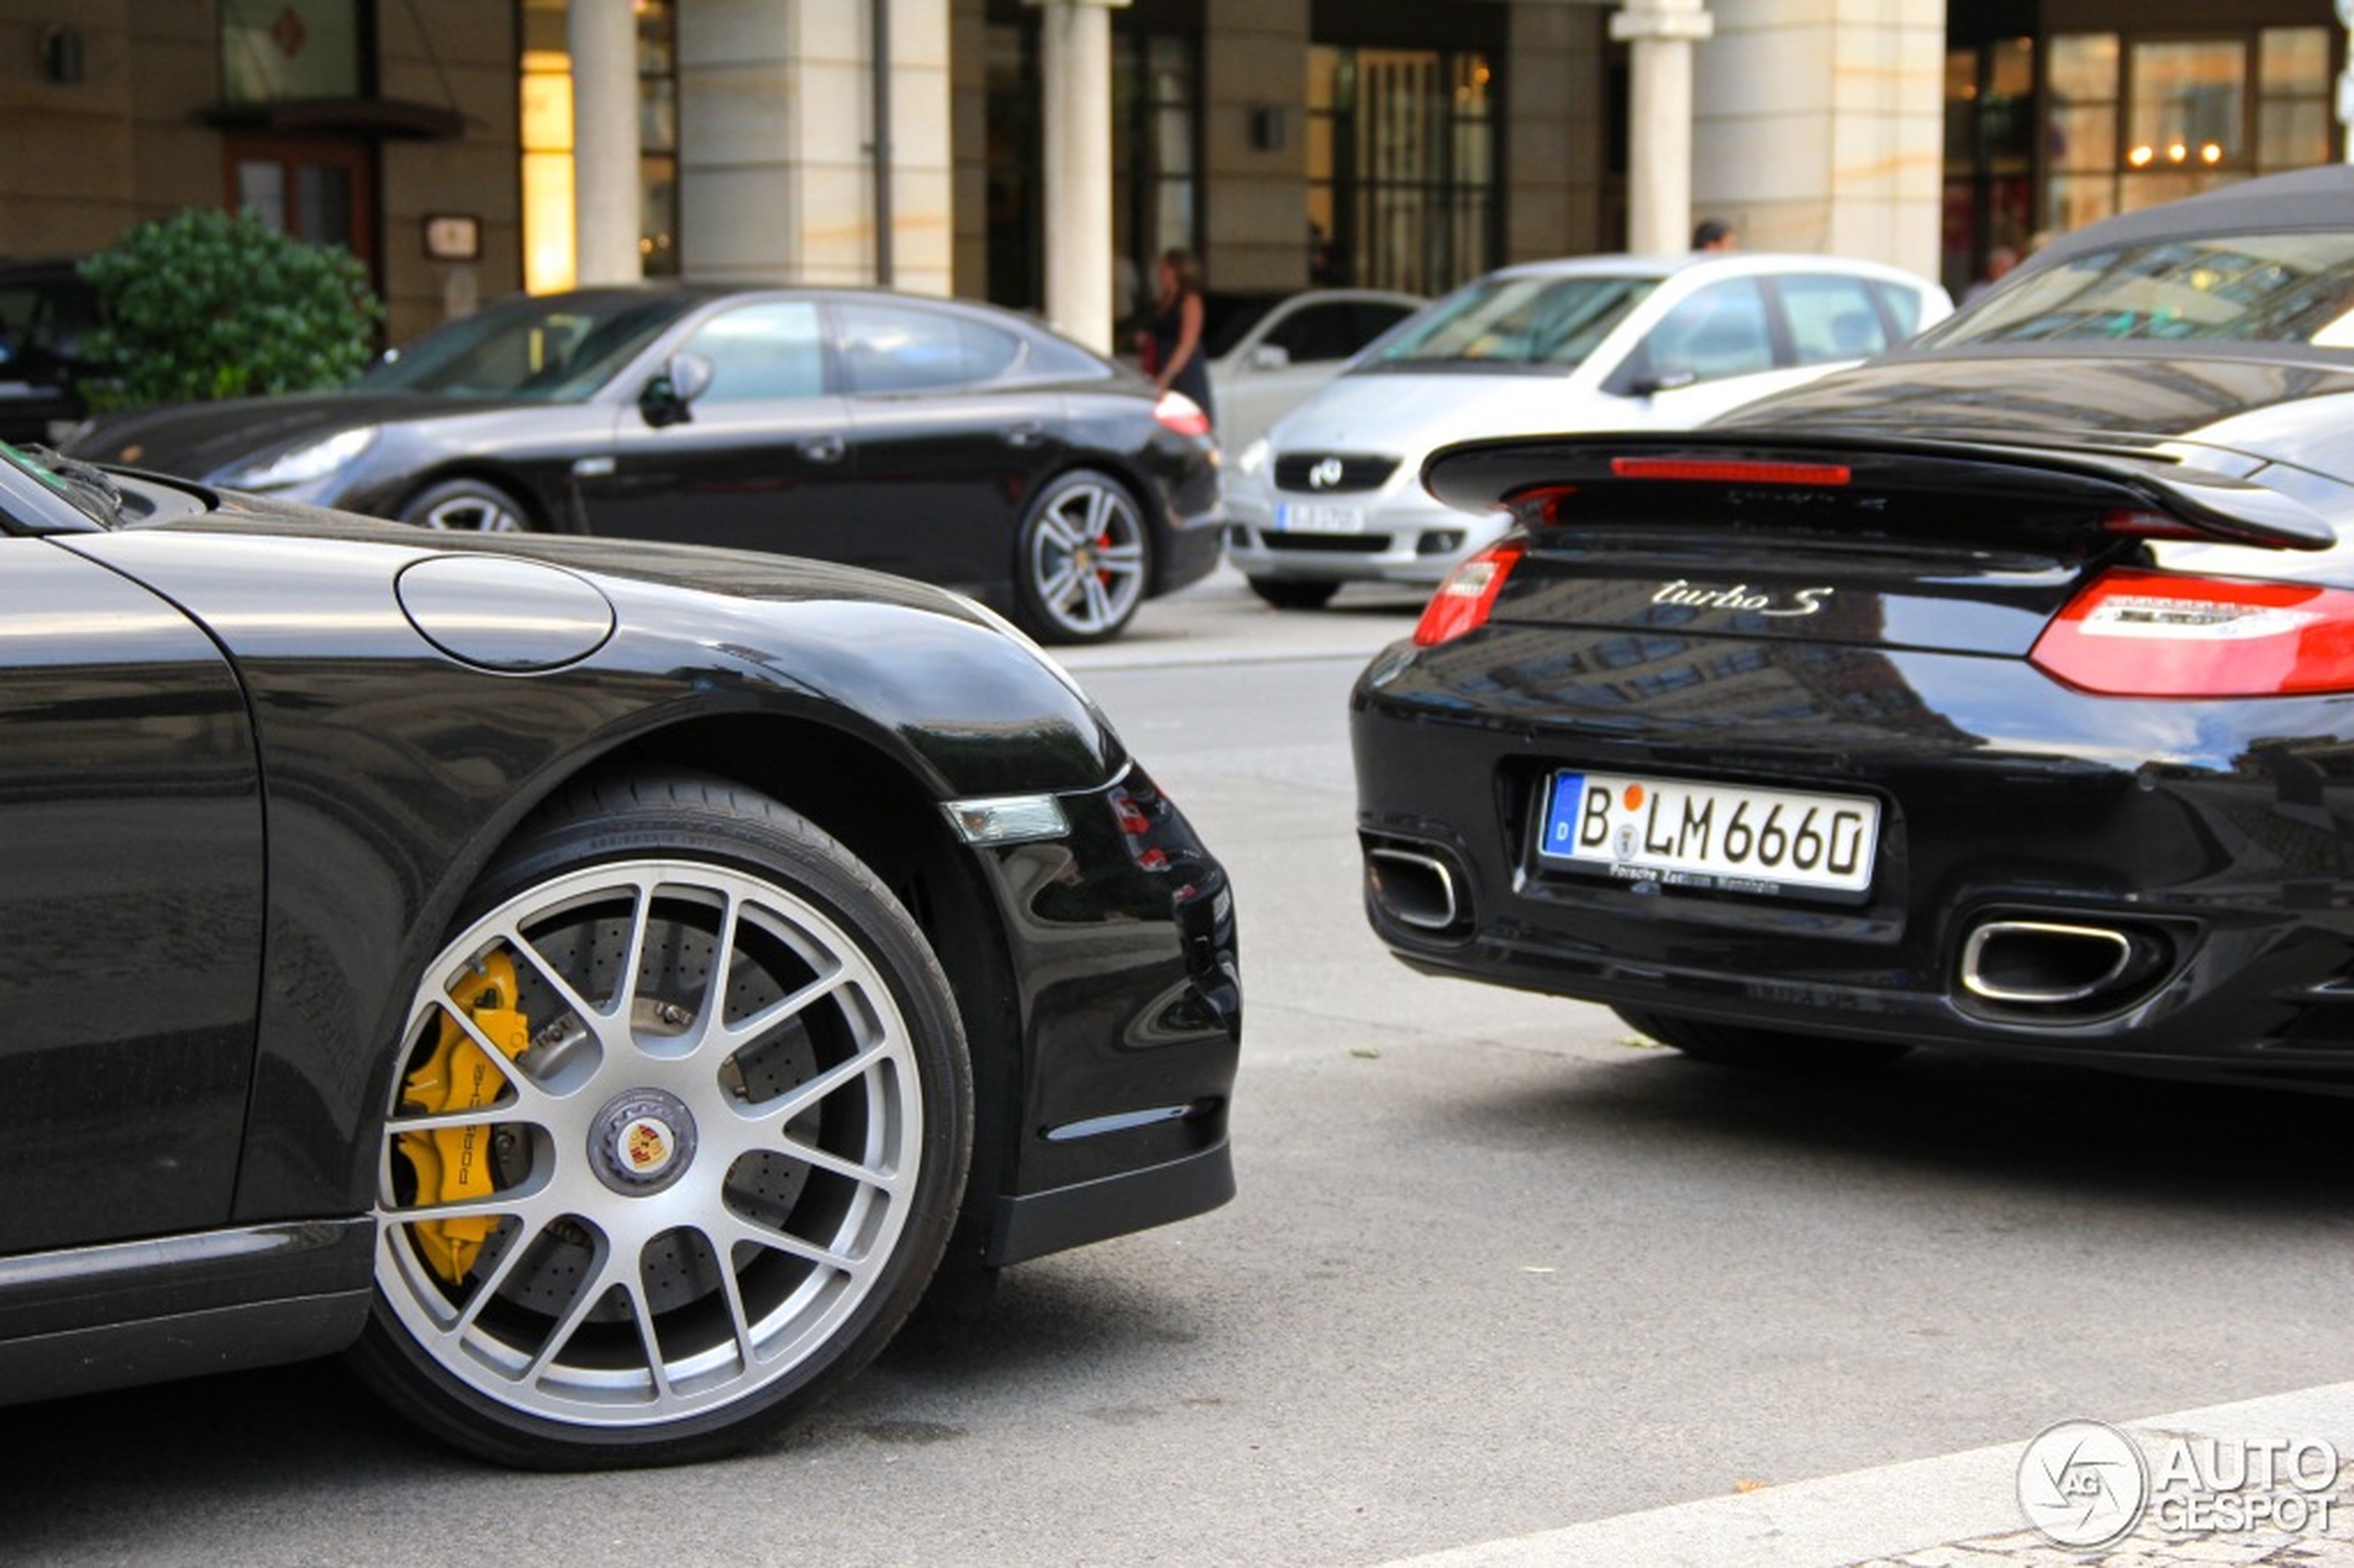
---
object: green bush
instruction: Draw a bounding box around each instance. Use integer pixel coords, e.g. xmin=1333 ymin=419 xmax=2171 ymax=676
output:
xmin=78 ymin=209 xmax=384 ymax=411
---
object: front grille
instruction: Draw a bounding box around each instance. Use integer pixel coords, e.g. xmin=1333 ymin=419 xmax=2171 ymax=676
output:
xmin=1273 ymin=452 xmax=1399 ymax=494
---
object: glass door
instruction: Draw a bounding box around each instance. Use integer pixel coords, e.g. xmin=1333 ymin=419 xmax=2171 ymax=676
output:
xmin=225 ymin=134 xmax=377 ymax=267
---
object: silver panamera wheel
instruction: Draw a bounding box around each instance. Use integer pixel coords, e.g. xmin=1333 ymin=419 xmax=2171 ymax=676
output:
xmin=1014 ymin=469 xmax=1150 ymax=644
xmin=355 ymin=776 xmax=969 ymax=1468
xmin=405 ymin=478 xmax=532 ymax=534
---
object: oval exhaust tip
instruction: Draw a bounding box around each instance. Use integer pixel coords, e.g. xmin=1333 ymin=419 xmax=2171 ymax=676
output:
xmin=1960 ymin=920 xmax=2135 ymax=1005
xmin=1368 ymin=847 xmax=1461 ymax=931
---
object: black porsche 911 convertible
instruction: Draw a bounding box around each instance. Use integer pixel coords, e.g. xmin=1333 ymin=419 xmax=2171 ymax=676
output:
xmin=1353 ymin=165 xmax=2354 ymax=1094
xmin=0 ymin=440 xmax=1239 ymax=1467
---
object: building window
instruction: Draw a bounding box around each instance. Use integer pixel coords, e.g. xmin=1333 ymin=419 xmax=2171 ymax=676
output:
xmin=982 ymin=14 xmax=1199 ymax=320
xmin=2259 ymin=26 xmax=2333 ymax=170
xmin=221 ymin=0 xmax=366 ymax=104
xmin=638 ymin=2 xmax=679 ymax=276
xmin=1307 ymin=45 xmax=1496 ymax=295
xmin=1113 ymin=32 xmax=1197 ymax=324
xmin=983 ymin=22 xmax=1039 ymax=311
xmin=519 ymin=0 xmax=680 ymax=294
xmin=2041 ymin=24 xmax=2335 ymax=236
xmin=1942 ymin=35 xmax=2036 ymax=299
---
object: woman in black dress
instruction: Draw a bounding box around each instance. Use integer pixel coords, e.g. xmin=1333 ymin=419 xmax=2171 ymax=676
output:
xmin=1144 ymin=247 xmax=1213 ymax=428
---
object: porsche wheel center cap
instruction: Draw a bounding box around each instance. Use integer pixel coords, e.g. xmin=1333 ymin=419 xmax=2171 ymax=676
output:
xmin=591 ymin=1090 xmax=697 ymax=1195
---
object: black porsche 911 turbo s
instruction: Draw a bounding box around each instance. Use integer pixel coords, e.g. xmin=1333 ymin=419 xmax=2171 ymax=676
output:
xmin=1353 ymin=165 xmax=2354 ymax=1094
xmin=63 ymin=284 xmax=1222 ymax=644
xmin=0 ymin=439 xmax=1238 ymax=1467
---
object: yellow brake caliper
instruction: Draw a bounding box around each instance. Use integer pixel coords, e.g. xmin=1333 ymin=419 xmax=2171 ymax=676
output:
xmin=397 ymin=950 xmax=532 ymax=1285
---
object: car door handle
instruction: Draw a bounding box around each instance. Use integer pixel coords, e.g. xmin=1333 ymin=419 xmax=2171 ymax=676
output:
xmin=1004 ymin=422 xmax=1045 ymax=449
xmin=797 ymin=434 xmax=846 ymax=464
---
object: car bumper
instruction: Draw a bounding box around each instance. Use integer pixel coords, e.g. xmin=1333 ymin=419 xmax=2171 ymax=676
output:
xmin=1223 ymin=481 xmax=1508 ymax=586
xmin=975 ymin=763 xmax=1242 ymax=1264
xmin=1351 ymin=626 xmax=2354 ymax=1094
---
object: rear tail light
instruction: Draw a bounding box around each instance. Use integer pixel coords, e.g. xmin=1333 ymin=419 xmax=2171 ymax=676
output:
xmin=2031 ymin=567 xmax=2354 ymax=696
xmin=1154 ymin=391 xmax=1210 ymax=438
xmin=1414 ymin=544 xmax=1523 ymax=647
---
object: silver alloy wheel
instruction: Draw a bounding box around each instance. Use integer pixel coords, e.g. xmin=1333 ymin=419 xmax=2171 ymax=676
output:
xmin=1026 ymin=476 xmax=1147 ymax=639
xmin=418 ymin=487 xmax=527 ymax=533
xmin=375 ymin=857 xmax=923 ymax=1432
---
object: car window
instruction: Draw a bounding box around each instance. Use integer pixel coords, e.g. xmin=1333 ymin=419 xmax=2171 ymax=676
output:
xmin=1352 ymin=300 xmax=1419 ymax=347
xmin=1778 ymin=274 xmax=1892 ymax=365
xmin=1921 ymin=230 xmax=2354 ymax=347
xmin=838 ymin=303 xmax=1021 ymax=394
xmin=1640 ymin=278 xmax=1775 ymax=384
xmin=1868 ymin=279 xmax=1933 ymax=336
xmin=363 ymin=293 xmax=687 ymax=400
xmin=0 ymin=272 xmax=98 ymax=361
xmin=1264 ymin=302 xmax=1373 ymax=363
xmin=1367 ymin=274 xmax=1657 ymax=371
xmin=681 ymin=300 xmax=829 ymax=401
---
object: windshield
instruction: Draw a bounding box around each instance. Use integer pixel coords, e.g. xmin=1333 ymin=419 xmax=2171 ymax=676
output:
xmin=1923 ymin=231 xmax=2354 ymax=348
xmin=1361 ymin=274 xmax=1656 ymax=371
xmin=358 ymin=293 xmax=691 ymax=400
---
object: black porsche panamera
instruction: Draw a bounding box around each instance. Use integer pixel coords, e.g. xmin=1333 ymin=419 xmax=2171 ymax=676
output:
xmin=65 ymin=285 xmax=1223 ymax=644
xmin=0 ymin=439 xmax=1238 ymax=1467
xmin=1353 ymin=166 xmax=2354 ymax=1094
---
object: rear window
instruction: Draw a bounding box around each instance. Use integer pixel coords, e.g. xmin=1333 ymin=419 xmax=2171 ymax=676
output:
xmin=1778 ymin=273 xmax=1892 ymax=365
xmin=1922 ymin=230 xmax=2354 ymax=348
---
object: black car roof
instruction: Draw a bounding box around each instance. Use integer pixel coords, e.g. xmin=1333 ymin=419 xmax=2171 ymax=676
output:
xmin=2029 ymin=165 xmax=2354 ymax=269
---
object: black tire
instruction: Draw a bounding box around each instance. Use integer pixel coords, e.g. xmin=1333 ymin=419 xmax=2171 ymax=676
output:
xmin=400 ymin=477 xmax=536 ymax=534
xmin=1011 ymin=468 xmax=1151 ymax=644
xmin=1247 ymin=575 xmax=1341 ymax=611
xmin=1614 ymin=1006 xmax=1911 ymax=1073
xmin=350 ymin=771 xmax=972 ymax=1469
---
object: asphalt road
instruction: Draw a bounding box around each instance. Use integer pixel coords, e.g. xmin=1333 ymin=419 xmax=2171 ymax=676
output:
xmin=11 ymin=568 xmax=2353 ymax=1568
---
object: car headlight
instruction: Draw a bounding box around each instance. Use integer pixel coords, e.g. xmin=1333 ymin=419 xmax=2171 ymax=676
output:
xmin=1235 ymin=437 xmax=1270 ymax=476
xmin=217 ymin=426 xmax=377 ymax=490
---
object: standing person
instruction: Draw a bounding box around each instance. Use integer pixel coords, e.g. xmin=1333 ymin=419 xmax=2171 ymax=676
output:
xmin=1691 ymin=218 xmax=1738 ymax=252
xmin=1964 ymin=245 xmax=2019 ymax=303
xmin=1145 ymin=247 xmax=1214 ymax=427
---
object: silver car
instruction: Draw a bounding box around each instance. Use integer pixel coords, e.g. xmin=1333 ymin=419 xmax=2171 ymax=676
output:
xmin=1203 ymin=287 xmax=1427 ymax=453
xmin=1222 ymin=252 xmax=1953 ymax=608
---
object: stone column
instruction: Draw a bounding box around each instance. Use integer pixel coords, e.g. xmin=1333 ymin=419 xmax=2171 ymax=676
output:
xmin=1611 ymin=0 xmax=1713 ymax=256
xmin=1029 ymin=0 xmax=1130 ymax=352
xmin=571 ymin=0 xmax=642 ymax=285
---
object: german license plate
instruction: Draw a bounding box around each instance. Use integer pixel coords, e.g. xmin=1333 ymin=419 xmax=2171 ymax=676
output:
xmin=1538 ymin=771 xmax=1879 ymax=897
xmin=1275 ymin=501 xmax=1365 ymax=533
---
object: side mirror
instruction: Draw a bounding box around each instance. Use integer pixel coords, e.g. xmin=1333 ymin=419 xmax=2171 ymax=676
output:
xmin=1247 ymin=343 xmax=1292 ymax=372
xmin=640 ymin=351 xmax=714 ymax=427
xmin=1629 ymin=368 xmax=1699 ymax=398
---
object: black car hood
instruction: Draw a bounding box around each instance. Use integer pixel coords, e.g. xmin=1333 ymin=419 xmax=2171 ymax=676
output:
xmin=181 ymin=495 xmax=999 ymax=618
xmin=1713 ymin=350 xmax=2354 ymax=476
xmin=73 ymin=391 xmax=535 ymax=478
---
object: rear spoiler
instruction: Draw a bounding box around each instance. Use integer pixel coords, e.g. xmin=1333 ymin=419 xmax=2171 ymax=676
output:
xmin=1422 ymin=431 xmax=2342 ymax=551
